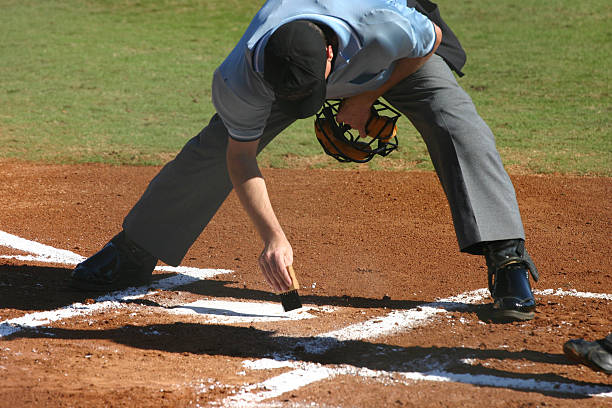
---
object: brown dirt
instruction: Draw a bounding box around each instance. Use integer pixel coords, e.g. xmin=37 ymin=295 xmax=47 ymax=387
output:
xmin=0 ymin=160 xmax=610 ymax=407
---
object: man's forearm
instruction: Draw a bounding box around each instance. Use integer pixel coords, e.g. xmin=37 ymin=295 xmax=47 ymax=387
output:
xmin=226 ymin=137 xmax=293 ymax=291
xmin=235 ymin=176 xmax=286 ymax=242
xmin=226 ymin=141 xmax=285 ymax=243
xmin=336 ymin=23 xmax=442 ymax=136
xmin=361 ymin=23 xmax=443 ymax=103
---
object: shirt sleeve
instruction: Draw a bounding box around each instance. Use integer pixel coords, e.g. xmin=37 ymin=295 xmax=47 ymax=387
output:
xmin=370 ymin=2 xmax=437 ymax=60
xmin=211 ymin=69 xmax=272 ymax=141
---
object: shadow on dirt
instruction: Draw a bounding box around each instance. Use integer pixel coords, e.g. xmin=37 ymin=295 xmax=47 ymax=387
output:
xmin=0 ymin=264 xmax=85 ymax=312
xmin=180 ymin=279 xmax=519 ymax=323
xmin=1 ymin=265 xmax=606 ymax=398
xmin=181 ymin=278 xmax=429 ymax=309
xmin=0 ymin=264 xmax=468 ymax=312
xmin=0 ymin=265 xmax=498 ymax=324
xmin=9 ymin=322 xmax=611 ymax=399
xmin=0 ymin=264 xmax=174 ymax=312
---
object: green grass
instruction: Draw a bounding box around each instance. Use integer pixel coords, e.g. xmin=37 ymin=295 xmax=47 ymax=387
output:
xmin=1 ymin=0 xmax=610 ymax=175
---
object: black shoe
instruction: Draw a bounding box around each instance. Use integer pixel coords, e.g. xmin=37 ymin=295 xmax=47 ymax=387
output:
xmin=484 ymin=239 xmax=538 ymax=321
xmin=71 ymin=231 xmax=158 ymax=291
xmin=563 ymin=335 xmax=612 ymax=374
xmin=489 ymin=265 xmax=536 ymax=321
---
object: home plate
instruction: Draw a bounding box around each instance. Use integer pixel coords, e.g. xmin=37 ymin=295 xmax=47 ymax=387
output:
xmin=166 ymin=300 xmax=319 ymax=323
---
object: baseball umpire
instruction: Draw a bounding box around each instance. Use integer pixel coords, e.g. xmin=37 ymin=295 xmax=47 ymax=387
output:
xmin=71 ymin=0 xmax=539 ymax=321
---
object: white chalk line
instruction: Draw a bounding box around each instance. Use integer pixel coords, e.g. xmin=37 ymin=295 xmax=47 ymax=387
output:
xmin=224 ymin=358 xmax=612 ymax=407
xmin=0 ymin=267 xmax=234 ymax=338
xmin=223 ymin=287 xmax=612 ymax=403
xmin=167 ymin=299 xmax=319 ymax=323
xmin=535 ymin=288 xmax=612 ymax=300
xmin=224 ymin=288 xmax=612 ymax=405
xmin=293 ymin=289 xmax=489 ymax=355
xmin=0 ymin=230 xmax=234 ymax=337
xmin=2 ymin=230 xmax=611 ymax=403
xmin=0 ymin=230 xmax=85 ymax=264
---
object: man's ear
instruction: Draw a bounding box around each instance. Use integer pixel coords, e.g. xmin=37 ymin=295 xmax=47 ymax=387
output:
xmin=326 ymin=44 xmax=334 ymax=62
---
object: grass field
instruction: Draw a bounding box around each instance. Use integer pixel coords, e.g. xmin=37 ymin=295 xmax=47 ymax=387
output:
xmin=1 ymin=0 xmax=610 ymax=175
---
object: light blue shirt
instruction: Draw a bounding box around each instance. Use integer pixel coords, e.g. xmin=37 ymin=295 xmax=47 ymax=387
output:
xmin=212 ymin=0 xmax=436 ymax=141
xmin=252 ymin=16 xmax=360 ymax=76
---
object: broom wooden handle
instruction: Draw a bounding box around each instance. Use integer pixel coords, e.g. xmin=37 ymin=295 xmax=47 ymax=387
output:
xmin=286 ymin=265 xmax=300 ymax=291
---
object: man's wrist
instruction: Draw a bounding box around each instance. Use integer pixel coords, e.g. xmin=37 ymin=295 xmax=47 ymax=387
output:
xmin=356 ymin=90 xmax=379 ymax=106
xmin=261 ymin=227 xmax=286 ymax=243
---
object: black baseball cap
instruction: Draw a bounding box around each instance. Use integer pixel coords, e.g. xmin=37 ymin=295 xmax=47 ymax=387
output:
xmin=264 ymin=20 xmax=327 ymax=119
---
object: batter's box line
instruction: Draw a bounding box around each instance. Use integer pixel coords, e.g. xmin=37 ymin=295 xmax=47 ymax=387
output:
xmin=221 ymin=361 xmax=612 ymax=406
xmin=535 ymin=288 xmax=612 ymax=300
xmin=219 ymin=290 xmax=612 ymax=404
xmin=0 ymin=229 xmax=237 ymax=337
xmin=223 ymin=288 xmax=612 ymax=406
xmin=1 ymin=229 xmax=611 ymax=335
xmin=0 ymin=229 xmax=226 ymax=275
xmin=2 ymin=230 xmax=611 ymax=402
xmin=0 ymin=267 xmax=234 ymax=338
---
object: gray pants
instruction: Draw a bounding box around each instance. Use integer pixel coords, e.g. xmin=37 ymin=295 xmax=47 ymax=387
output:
xmin=123 ymin=54 xmax=525 ymax=266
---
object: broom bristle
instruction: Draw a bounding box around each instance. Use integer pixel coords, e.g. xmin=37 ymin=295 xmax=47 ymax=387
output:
xmin=280 ymin=289 xmax=302 ymax=312
xmin=280 ymin=265 xmax=302 ymax=312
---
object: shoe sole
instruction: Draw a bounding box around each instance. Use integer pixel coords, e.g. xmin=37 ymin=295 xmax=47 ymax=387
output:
xmin=490 ymin=309 xmax=535 ymax=322
xmin=564 ymin=344 xmax=612 ymax=375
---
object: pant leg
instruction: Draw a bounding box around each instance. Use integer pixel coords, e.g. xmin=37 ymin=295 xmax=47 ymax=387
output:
xmin=123 ymin=106 xmax=295 ymax=266
xmin=383 ymin=54 xmax=525 ymax=253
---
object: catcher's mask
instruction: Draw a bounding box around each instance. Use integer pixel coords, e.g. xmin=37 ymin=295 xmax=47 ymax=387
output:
xmin=314 ymin=99 xmax=400 ymax=163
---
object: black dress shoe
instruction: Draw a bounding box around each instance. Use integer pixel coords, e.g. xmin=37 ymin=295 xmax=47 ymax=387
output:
xmin=563 ymin=334 xmax=612 ymax=374
xmin=489 ymin=264 xmax=536 ymax=321
xmin=71 ymin=231 xmax=158 ymax=291
xmin=484 ymin=239 xmax=538 ymax=321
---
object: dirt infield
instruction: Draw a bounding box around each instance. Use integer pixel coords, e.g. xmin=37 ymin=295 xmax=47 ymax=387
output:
xmin=0 ymin=161 xmax=610 ymax=407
